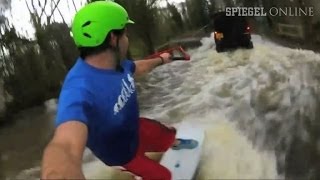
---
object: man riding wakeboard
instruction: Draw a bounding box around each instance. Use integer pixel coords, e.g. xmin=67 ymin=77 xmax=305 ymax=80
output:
xmin=41 ymin=1 xmax=197 ymax=179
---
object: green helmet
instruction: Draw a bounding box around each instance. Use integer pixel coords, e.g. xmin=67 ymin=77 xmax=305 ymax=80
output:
xmin=71 ymin=1 xmax=134 ymax=47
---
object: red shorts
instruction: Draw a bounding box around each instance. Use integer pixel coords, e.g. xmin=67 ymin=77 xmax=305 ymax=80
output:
xmin=122 ymin=117 xmax=176 ymax=180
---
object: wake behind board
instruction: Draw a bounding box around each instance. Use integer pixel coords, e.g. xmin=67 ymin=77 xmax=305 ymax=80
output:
xmin=160 ymin=122 xmax=205 ymax=180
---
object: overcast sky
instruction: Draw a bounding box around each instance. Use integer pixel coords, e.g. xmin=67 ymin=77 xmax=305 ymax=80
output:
xmin=3 ymin=0 xmax=185 ymax=38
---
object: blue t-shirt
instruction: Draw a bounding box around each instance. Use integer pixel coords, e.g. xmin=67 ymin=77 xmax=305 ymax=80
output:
xmin=55 ymin=58 xmax=139 ymax=166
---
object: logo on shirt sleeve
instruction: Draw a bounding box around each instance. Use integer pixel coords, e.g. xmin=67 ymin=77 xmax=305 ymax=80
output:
xmin=113 ymin=74 xmax=136 ymax=115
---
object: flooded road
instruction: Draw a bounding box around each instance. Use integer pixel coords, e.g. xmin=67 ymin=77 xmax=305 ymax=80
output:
xmin=2 ymin=35 xmax=320 ymax=179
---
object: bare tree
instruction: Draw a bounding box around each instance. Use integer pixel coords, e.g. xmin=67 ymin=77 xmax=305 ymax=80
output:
xmin=50 ymin=0 xmax=64 ymax=24
xmin=25 ymin=0 xmax=64 ymax=25
xmin=71 ymin=0 xmax=78 ymax=12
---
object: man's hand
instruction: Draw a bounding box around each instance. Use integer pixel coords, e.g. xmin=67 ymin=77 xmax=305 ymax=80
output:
xmin=134 ymin=53 xmax=173 ymax=76
xmin=159 ymin=52 xmax=172 ymax=64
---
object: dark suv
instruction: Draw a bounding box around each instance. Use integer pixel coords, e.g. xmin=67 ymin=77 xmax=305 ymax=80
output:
xmin=212 ymin=11 xmax=253 ymax=52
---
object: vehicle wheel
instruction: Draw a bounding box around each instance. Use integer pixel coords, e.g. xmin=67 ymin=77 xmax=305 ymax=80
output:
xmin=216 ymin=45 xmax=223 ymax=52
xmin=247 ymin=41 xmax=254 ymax=49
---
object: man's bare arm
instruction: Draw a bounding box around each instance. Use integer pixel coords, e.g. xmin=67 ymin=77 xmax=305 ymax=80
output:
xmin=134 ymin=53 xmax=171 ymax=76
xmin=41 ymin=121 xmax=88 ymax=179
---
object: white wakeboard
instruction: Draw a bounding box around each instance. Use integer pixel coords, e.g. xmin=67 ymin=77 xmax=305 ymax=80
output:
xmin=160 ymin=122 xmax=205 ymax=180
